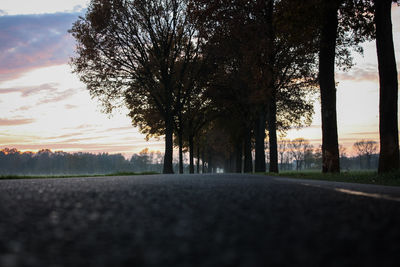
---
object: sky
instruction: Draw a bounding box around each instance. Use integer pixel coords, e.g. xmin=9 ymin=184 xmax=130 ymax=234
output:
xmin=0 ymin=1 xmax=399 ymax=158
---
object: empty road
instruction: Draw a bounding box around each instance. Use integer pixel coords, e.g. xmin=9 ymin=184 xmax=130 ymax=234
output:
xmin=0 ymin=174 xmax=400 ymax=266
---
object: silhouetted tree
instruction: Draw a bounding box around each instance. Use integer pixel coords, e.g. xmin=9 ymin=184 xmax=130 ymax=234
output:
xmin=374 ymin=0 xmax=400 ymax=173
xmin=289 ymin=138 xmax=312 ymax=170
xmin=70 ymin=0 xmax=201 ymax=174
xmin=315 ymin=0 xmax=374 ymax=173
xmin=190 ymin=0 xmax=317 ymax=174
xmin=278 ymin=139 xmax=291 ymax=170
xmin=353 ymin=140 xmax=378 ymax=169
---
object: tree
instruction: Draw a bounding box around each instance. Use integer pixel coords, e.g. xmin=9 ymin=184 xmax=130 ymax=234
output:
xmin=374 ymin=0 xmax=400 ymax=173
xmin=353 ymin=140 xmax=378 ymax=169
xmin=70 ymin=0 xmax=200 ymax=174
xmin=190 ymin=0 xmax=317 ymax=174
xmin=314 ymin=0 xmax=374 ymax=173
xmin=290 ymin=138 xmax=311 ymax=171
xmin=318 ymin=0 xmax=342 ymax=173
xmin=278 ymin=139 xmax=291 ymax=170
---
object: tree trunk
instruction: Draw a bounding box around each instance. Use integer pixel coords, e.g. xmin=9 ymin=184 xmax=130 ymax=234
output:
xmin=178 ymin=126 xmax=184 ymax=174
xmin=202 ymin=149 xmax=205 ymax=173
xmin=163 ymin=115 xmax=174 ymax=174
xmin=197 ymin=146 xmax=200 ymax=174
xmin=243 ymin=126 xmax=253 ymax=173
xmin=375 ymin=0 xmax=400 ymax=173
xmin=255 ymin=108 xmax=266 ymax=173
xmin=207 ymin=150 xmax=213 ymax=173
xmin=189 ymin=134 xmax=194 ymax=174
xmin=267 ymin=95 xmax=279 ymax=173
xmin=235 ymin=138 xmax=243 ymax=173
xmin=319 ymin=2 xmax=340 ymax=173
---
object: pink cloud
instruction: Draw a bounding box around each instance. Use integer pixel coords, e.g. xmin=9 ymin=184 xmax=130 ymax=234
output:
xmin=37 ymin=88 xmax=78 ymax=104
xmin=0 ymin=12 xmax=80 ymax=82
xmin=0 ymin=118 xmax=35 ymax=126
xmin=336 ymin=64 xmax=379 ymax=82
xmin=0 ymin=83 xmax=58 ymax=96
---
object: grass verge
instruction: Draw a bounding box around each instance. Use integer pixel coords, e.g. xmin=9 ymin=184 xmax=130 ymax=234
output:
xmin=268 ymin=170 xmax=400 ymax=187
xmin=0 ymin=171 xmax=159 ymax=180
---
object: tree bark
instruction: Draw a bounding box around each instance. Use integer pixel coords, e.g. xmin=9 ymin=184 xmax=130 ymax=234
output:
xmin=243 ymin=126 xmax=253 ymax=173
xmin=163 ymin=115 xmax=174 ymax=174
xmin=319 ymin=2 xmax=340 ymax=173
xmin=255 ymin=108 xmax=267 ymax=173
xmin=201 ymin=149 xmax=205 ymax=173
xmin=197 ymin=146 xmax=200 ymax=174
xmin=178 ymin=126 xmax=184 ymax=174
xmin=375 ymin=0 xmax=400 ymax=173
xmin=189 ymin=134 xmax=194 ymax=173
xmin=235 ymin=138 xmax=243 ymax=173
xmin=267 ymin=95 xmax=279 ymax=173
xmin=207 ymin=150 xmax=213 ymax=173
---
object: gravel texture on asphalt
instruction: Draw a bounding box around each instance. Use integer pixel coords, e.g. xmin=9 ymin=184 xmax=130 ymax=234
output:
xmin=0 ymin=174 xmax=399 ymax=267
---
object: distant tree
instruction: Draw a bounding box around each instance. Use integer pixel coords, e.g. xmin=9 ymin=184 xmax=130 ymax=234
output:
xmin=303 ymin=144 xmax=315 ymax=169
xmin=353 ymin=140 xmax=378 ymax=169
xmin=374 ymin=0 xmax=400 ymax=173
xmin=0 ymin=148 xmax=133 ymax=175
xmin=312 ymin=145 xmax=323 ymax=170
xmin=278 ymin=139 xmax=290 ymax=171
xmin=290 ymin=138 xmax=311 ymax=171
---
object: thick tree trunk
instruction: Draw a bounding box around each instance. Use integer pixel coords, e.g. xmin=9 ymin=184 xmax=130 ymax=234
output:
xmin=255 ymin=108 xmax=266 ymax=173
xmin=319 ymin=3 xmax=340 ymax=173
xmin=189 ymin=135 xmax=194 ymax=174
xmin=163 ymin=116 xmax=174 ymax=174
xmin=243 ymin=126 xmax=253 ymax=173
xmin=235 ymin=138 xmax=243 ymax=173
xmin=375 ymin=0 xmax=400 ymax=173
xmin=267 ymin=96 xmax=279 ymax=173
xmin=265 ymin=0 xmax=277 ymax=173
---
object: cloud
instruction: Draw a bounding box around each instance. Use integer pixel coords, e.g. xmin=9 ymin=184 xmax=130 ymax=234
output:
xmin=72 ymin=5 xmax=86 ymax=13
xmin=104 ymin=126 xmax=135 ymax=132
xmin=349 ymin=131 xmax=379 ymax=136
xmin=37 ymin=88 xmax=78 ymax=104
xmin=0 ymin=10 xmax=8 ymax=16
xmin=0 ymin=83 xmax=58 ymax=96
xmin=0 ymin=143 xmax=141 ymax=154
xmin=64 ymin=104 xmax=78 ymax=109
xmin=0 ymin=12 xmax=80 ymax=81
xmin=0 ymin=118 xmax=35 ymax=126
xmin=336 ymin=64 xmax=379 ymax=82
xmin=14 ymin=105 xmax=33 ymax=112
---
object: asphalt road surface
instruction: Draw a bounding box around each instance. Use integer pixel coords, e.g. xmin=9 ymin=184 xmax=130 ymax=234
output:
xmin=1 ymin=174 xmax=400 ymax=267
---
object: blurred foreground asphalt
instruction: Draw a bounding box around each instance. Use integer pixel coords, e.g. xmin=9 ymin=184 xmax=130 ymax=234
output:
xmin=0 ymin=174 xmax=400 ymax=267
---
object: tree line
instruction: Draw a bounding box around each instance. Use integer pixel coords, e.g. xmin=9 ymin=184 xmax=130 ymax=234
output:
xmin=276 ymin=138 xmax=379 ymax=171
xmin=0 ymin=148 xmax=162 ymax=175
xmin=70 ymin=0 xmax=399 ymax=174
xmin=0 ymin=139 xmax=380 ymax=175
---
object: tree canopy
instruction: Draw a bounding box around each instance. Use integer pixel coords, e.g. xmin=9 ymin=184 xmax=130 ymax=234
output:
xmin=69 ymin=0 xmax=399 ymax=174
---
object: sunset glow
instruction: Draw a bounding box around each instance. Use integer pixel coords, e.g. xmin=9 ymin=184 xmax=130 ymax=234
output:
xmin=0 ymin=1 xmax=399 ymax=157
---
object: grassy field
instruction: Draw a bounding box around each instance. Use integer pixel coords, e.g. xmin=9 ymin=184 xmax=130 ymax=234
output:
xmin=271 ymin=170 xmax=400 ymax=187
xmin=0 ymin=171 xmax=159 ymax=180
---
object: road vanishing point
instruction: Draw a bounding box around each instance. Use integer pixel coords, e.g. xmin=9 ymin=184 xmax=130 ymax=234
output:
xmin=0 ymin=174 xmax=400 ymax=267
